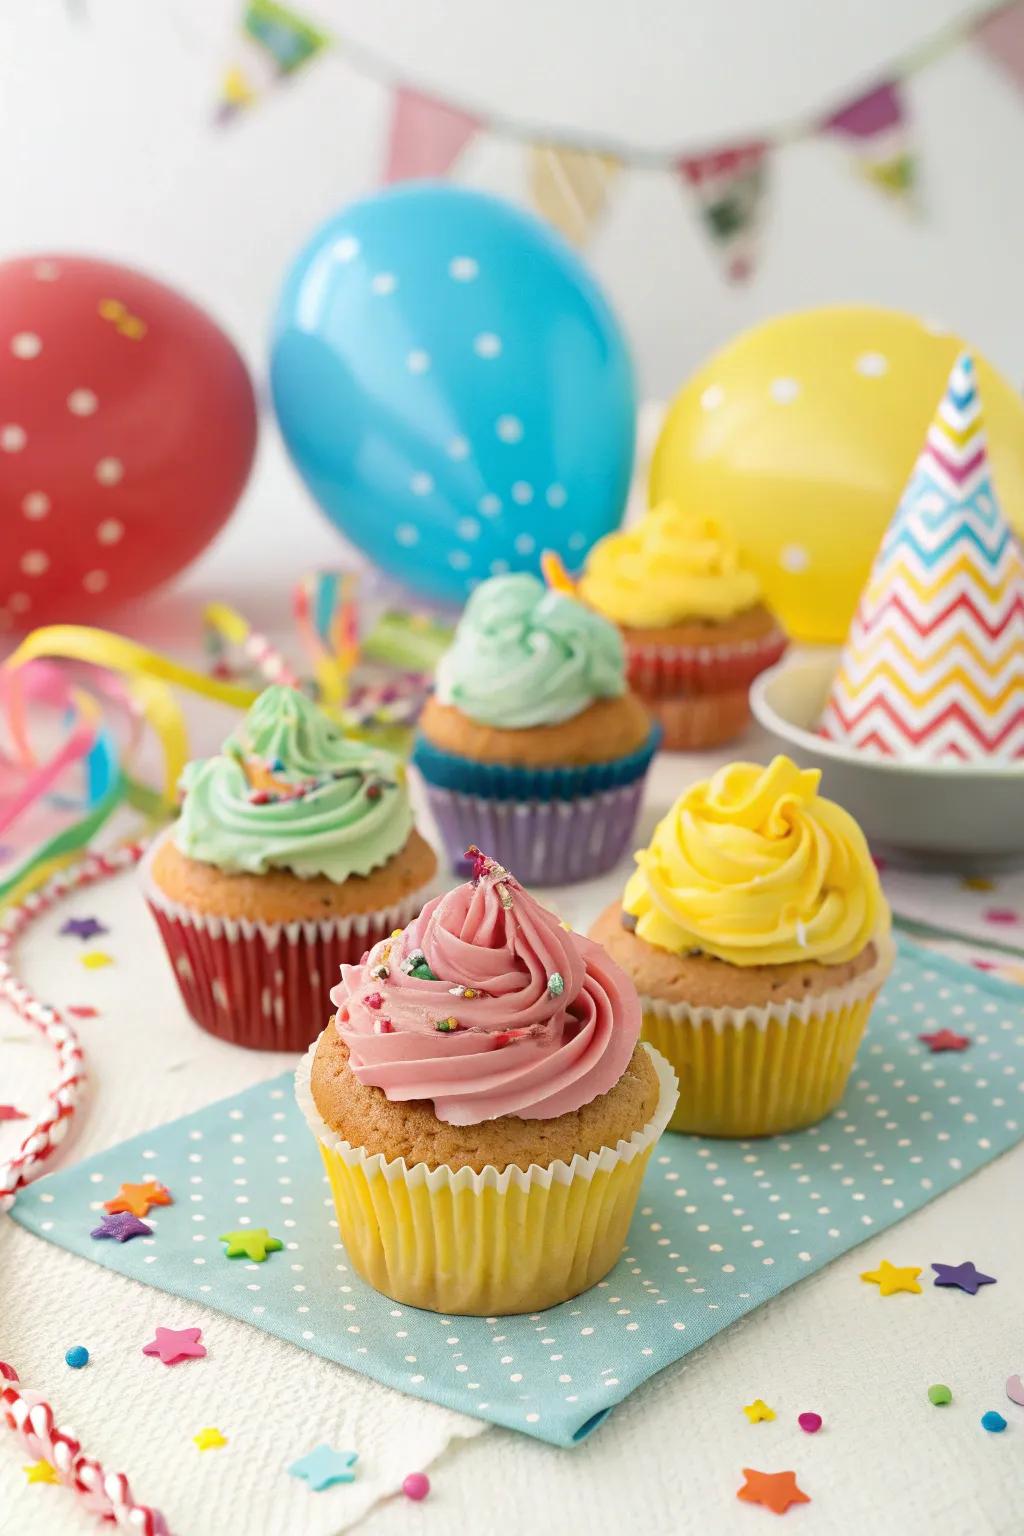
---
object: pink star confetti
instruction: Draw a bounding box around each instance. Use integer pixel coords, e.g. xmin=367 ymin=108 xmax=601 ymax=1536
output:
xmin=0 ymin=1105 xmax=28 ymax=1122
xmin=919 ymin=1029 xmax=971 ymax=1053
xmin=983 ymin=908 xmax=1021 ymax=926
xmin=142 ymin=1327 xmax=207 ymax=1366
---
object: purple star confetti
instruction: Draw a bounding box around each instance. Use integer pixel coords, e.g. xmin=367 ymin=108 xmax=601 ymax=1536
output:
xmin=60 ymin=917 xmax=109 ymax=942
xmin=932 ymin=1260 xmax=997 ymax=1295
xmin=90 ymin=1211 xmax=152 ymax=1243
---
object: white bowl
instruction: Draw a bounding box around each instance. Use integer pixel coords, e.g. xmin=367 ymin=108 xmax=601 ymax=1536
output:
xmin=750 ymin=651 xmax=1024 ymax=869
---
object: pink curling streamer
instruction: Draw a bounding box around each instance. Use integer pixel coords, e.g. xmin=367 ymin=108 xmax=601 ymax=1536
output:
xmin=1 ymin=1364 xmax=170 ymax=1534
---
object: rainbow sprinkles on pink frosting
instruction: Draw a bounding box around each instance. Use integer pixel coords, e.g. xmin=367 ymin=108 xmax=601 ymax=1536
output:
xmin=331 ymin=847 xmax=640 ymax=1127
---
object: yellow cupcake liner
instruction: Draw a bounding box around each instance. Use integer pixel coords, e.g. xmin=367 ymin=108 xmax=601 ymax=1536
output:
xmin=294 ymin=1044 xmax=678 ymax=1316
xmin=640 ymin=937 xmax=894 ymax=1138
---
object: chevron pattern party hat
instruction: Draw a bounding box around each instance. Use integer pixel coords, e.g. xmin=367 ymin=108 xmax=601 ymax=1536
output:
xmin=820 ymin=352 xmax=1024 ymax=760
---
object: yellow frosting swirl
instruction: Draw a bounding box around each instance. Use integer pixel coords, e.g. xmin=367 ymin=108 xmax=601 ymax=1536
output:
xmin=579 ymin=500 xmax=761 ymax=628
xmin=622 ymin=756 xmax=887 ymax=966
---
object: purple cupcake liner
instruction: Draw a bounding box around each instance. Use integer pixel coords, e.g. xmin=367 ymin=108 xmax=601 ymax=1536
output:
xmin=424 ymin=779 xmax=646 ymax=885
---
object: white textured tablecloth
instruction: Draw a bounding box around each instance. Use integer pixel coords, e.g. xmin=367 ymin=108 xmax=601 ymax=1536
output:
xmin=3 ymin=749 xmax=1023 ymax=1536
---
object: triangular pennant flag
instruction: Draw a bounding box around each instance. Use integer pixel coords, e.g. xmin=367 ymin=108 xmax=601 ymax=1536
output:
xmin=383 ymin=87 xmax=480 ymax=183
xmin=528 ymin=145 xmax=621 ymax=246
xmin=976 ymin=1 xmax=1024 ymax=93
xmin=678 ymin=141 xmax=769 ymax=283
xmin=820 ymin=353 xmax=1024 ymax=761
xmin=823 ymin=80 xmax=915 ymax=203
xmin=215 ymin=0 xmax=328 ymax=125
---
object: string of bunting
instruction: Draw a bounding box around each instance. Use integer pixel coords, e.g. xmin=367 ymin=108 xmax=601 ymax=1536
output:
xmin=212 ymin=0 xmax=1024 ymax=281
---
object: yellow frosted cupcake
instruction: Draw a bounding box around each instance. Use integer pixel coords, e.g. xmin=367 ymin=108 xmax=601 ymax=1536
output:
xmin=578 ymin=501 xmax=786 ymax=750
xmin=588 ymin=756 xmax=894 ymax=1137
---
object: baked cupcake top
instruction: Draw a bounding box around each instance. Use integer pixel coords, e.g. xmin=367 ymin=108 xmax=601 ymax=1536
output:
xmin=434 ymin=572 xmax=625 ymax=729
xmin=579 ymin=500 xmax=761 ymax=628
xmin=330 ymin=847 xmax=640 ymax=1125
xmin=623 ymin=755 xmax=887 ymax=967
xmin=175 ymin=685 xmax=413 ymax=882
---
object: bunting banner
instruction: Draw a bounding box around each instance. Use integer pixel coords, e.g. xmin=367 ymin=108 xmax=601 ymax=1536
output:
xmin=216 ymin=0 xmax=328 ymax=123
xmin=210 ymin=0 xmax=1024 ymax=277
xmin=678 ymin=142 xmax=769 ymax=283
xmin=823 ymin=81 xmax=916 ymax=203
xmin=384 ymin=88 xmax=481 ymax=183
xmin=528 ymin=145 xmax=622 ymax=247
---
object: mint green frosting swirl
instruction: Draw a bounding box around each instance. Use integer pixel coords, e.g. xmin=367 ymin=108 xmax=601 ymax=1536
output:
xmin=435 ymin=573 xmax=626 ymax=728
xmin=173 ymin=686 xmax=414 ymax=881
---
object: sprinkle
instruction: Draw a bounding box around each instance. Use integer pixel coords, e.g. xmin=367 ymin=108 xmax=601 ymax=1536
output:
xmin=736 ymin=1469 xmax=810 ymax=1516
xmin=1006 ymin=1374 xmax=1024 ymax=1407
xmin=795 ymin=919 xmax=808 ymax=948
xmin=931 ymin=1260 xmax=996 ymax=1295
xmin=288 ymin=1445 xmax=358 ymax=1491
xmin=449 ymin=985 xmax=479 ymax=999
xmin=402 ymin=1472 xmax=431 ymax=1501
xmin=620 ymin=911 xmax=638 ymax=932
xmin=496 ymin=882 xmax=514 ymax=910
xmin=364 ymin=993 xmax=384 ymax=1010
xmin=373 ymin=1018 xmax=393 ymax=1034
xmin=547 ymin=972 xmax=565 ymax=998
xmin=64 ymin=1345 xmax=89 ymax=1369
xmin=797 ymin=1412 xmax=822 ymax=1434
xmin=142 ymin=1326 xmax=206 ymax=1366
xmin=919 ymin=1029 xmax=971 ymax=1053
xmin=91 ymin=1212 xmax=152 ymax=1242
xmin=104 ymin=1180 xmax=172 ymax=1218
xmin=60 ymin=916 xmax=108 ymax=940
xmin=193 ymin=1427 xmax=227 ymax=1451
xmin=81 ymin=950 xmax=113 ymax=969
xmin=365 ymin=782 xmax=382 ymax=801
xmin=66 ymin=1005 xmax=99 ymax=1018
xmin=219 ymin=1227 xmax=283 ymax=1262
xmin=401 ymin=948 xmax=427 ymax=975
xmin=24 ymin=1459 xmax=58 ymax=1484
xmin=928 ymin=1384 xmax=952 ymax=1406
xmin=982 ymin=1411 xmax=1007 ymax=1433
xmin=434 ymin=1017 xmax=459 ymax=1032
xmin=248 ymin=789 xmax=274 ymax=805
xmin=860 ymin=1260 xmax=922 ymax=1296
xmin=742 ymin=1399 xmax=775 ymax=1424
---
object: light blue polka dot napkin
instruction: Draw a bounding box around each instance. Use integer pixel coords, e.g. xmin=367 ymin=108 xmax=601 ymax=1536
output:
xmin=12 ymin=938 xmax=1024 ymax=1447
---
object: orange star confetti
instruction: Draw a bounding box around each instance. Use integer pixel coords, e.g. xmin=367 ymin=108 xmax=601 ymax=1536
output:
xmin=104 ymin=1180 xmax=173 ymax=1219
xmin=737 ymin=1468 xmax=810 ymax=1516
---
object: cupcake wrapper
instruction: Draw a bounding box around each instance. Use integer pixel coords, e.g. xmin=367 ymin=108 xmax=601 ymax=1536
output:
xmin=411 ymin=725 xmax=660 ymax=803
xmin=141 ymin=834 xmax=431 ymax=1052
xmin=625 ymin=627 xmax=787 ymax=699
xmin=640 ymin=936 xmax=895 ymax=1138
xmin=295 ymin=1042 xmax=679 ymax=1315
xmin=424 ymin=779 xmax=647 ymax=884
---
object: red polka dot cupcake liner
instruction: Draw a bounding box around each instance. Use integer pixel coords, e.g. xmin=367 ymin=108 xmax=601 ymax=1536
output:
xmin=625 ymin=625 xmax=787 ymax=698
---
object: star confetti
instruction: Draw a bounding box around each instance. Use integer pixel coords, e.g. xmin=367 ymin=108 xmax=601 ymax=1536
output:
xmin=288 ymin=1444 xmax=359 ymax=1492
xmin=142 ymin=1327 xmax=206 ymax=1366
xmin=0 ymin=1104 xmax=27 ymax=1121
xmin=67 ymin=1005 xmax=99 ymax=1019
xmin=24 ymin=1459 xmax=58 ymax=1485
xmin=737 ymin=1468 xmax=810 ymax=1516
xmin=932 ymin=1261 xmax=996 ymax=1295
xmin=104 ymin=1181 xmax=173 ymax=1218
xmin=1006 ymin=1374 xmax=1024 ymax=1407
xmin=743 ymin=1399 xmax=776 ymax=1424
xmin=60 ymin=917 xmax=108 ymax=941
xmin=91 ymin=1212 xmax=152 ymax=1243
xmin=81 ymin=951 xmax=114 ymax=970
xmin=193 ymin=1427 xmax=228 ymax=1452
xmin=919 ymin=1029 xmax=971 ymax=1053
xmin=219 ymin=1227 xmax=283 ymax=1262
xmin=861 ymin=1260 xmax=922 ymax=1296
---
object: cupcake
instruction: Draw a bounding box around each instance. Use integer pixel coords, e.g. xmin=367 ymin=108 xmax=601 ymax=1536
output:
xmin=412 ymin=572 xmax=659 ymax=884
xmin=589 ymin=756 xmax=894 ymax=1137
xmin=578 ymin=500 xmax=786 ymax=750
xmin=296 ymin=847 xmax=677 ymax=1315
xmin=143 ymin=685 xmax=437 ymax=1051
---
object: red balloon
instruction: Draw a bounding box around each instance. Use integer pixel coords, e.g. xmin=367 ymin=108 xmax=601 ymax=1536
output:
xmin=0 ymin=255 xmax=257 ymax=627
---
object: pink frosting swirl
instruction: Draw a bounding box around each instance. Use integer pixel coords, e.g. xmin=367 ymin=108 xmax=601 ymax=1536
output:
xmin=330 ymin=851 xmax=640 ymax=1126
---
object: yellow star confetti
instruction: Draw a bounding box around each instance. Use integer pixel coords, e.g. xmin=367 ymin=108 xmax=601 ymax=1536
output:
xmin=860 ymin=1260 xmax=922 ymax=1296
xmin=81 ymin=951 xmax=114 ymax=970
xmin=742 ymin=1398 xmax=776 ymax=1423
xmin=961 ymin=876 xmax=995 ymax=892
xmin=193 ymin=1427 xmax=228 ymax=1452
xmin=24 ymin=1460 xmax=58 ymax=1484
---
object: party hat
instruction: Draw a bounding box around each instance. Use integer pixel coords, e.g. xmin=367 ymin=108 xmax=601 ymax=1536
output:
xmin=820 ymin=352 xmax=1024 ymax=760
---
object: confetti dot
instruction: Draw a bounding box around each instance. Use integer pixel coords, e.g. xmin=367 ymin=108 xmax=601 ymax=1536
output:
xmin=449 ymin=256 xmax=479 ymax=281
xmin=496 ymin=415 xmax=524 ymax=444
xmin=856 ymin=352 xmax=888 ymax=377
xmin=395 ymin=523 xmax=420 ymax=547
xmin=701 ymin=384 xmax=725 ymax=410
xmin=798 ymin=1411 xmax=822 ymax=1433
xmin=981 ymin=1410 xmax=1007 ymax=1433
xmin=770 ymin=377 xmax=800 ymax=404
xmin=68 ymin=388 xmax=98 ymax=416
xmin=83 ymin=570 xmax=109 ymax=594
xmin=402 ymin=1472 xmax=430 ymax=1501
xmin=406 ymin=350 xmax=430 ymax=374
xmin=928 ymin=1384 xmax=952 ymax=1406
xmin=20 ymin=550 xmax=49 ymax=577
xmin=95 ymin=457 xmax=123 ymax=486
xmin=11 ymin=332 xmax=42 ymax=359
xmin=1 ymin=424 xmax=27 ymax=452
xmin=780 ymin=543 xmax=810 ymax=574
xmin=22 ymin=492 xmax=50 ymax=519
xmin=410 ymin=472 xmax=434 ymax=496
xmin=64 ymin=1346 xmax=89 ymax=1369
xmin=474 ymin=332 xmax=502 ymax=358
xmin=371 ymin=272 xmax=397 ymax=295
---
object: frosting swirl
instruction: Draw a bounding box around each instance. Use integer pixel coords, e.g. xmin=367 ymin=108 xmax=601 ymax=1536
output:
xmin=175 ymin=685 xmax=413 ymax=881
xmin=332 ymin=848 xmax=640 ymax=1125
xmin=579 ymin=500 xmax=761 ymax=627
xmin=623 ymin=756 xmax=887 ymax=966
xmin=435 ymin=572 xmax=625 ymax=728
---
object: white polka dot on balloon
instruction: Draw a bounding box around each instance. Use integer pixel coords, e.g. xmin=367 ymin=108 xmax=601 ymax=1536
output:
xmin=770 ymin=377 xmax=800 ymax=404
xmin=701 ymin=384 xmax=725 ymax=411
xmin=21 ymin=550 xmax=49 ymax=576
xmin=567 ymin=531 xmax=586 ymax=551
xmin=478 ymin=494 xmax=501 ymax=517
xmin=410 ymin=472 xmax=434 ymax=496
xmin=1 ymin=424 xmax=27 ymax=452
xmin=779 ymin=543 xmax=810 ymax=574
xmin=22 ymin=492 xmax=50 ymax=520
xmin=11 ymin=332 xmax=41 ymax=359
xmin=406 ymin=350 xmax=430 ymax=374
xmin=371 ymin=272 xmax=397 ymax=296
xmin=456 ymin=517 xmax=480 ymax=541
xmin=331 ymin=235 xmax=360 ymax=263
xmin=546 ymin=484 xmax=567 ymax=509
xmin=447 ymin=436 xmax=470 ymax=461
xmin=448 ymin=549 xmax=471 ymax=571
xmin=474 ymin=332 xmax=502 ymax=359
xmin=496 ymin=415 xmax=523 ymax=444
xmin=9 ymin=593 xmax=30 ymax=613
xmin=95 ymin=457 xmax=123 ymax=486
xmin=68 ymin=388 xmax=98 ymax=416
xmin=395 ymin=523 xmax=420 ymax=547
xmin=855 ymin=352 xmax=888 ymax=377
xmin=97 ymin=518 xmax=124 ymax=545
xmin=511 ymin=482 xmax=533 ymax=505
xmin=33 ymin=260 xmax=59 ymax=281
xmin=514 ymin=532 xmax=536 ymax=555
xmin=449 ymin=256 xmax=479 ymax=282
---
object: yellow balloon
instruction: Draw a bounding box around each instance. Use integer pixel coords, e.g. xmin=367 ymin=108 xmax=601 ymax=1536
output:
xmin=650 ymin=306 xmax=1024 ymax=643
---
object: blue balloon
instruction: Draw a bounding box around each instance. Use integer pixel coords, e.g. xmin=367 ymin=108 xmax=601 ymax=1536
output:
xmin=270 ymin=184 xmax=635 ymax=602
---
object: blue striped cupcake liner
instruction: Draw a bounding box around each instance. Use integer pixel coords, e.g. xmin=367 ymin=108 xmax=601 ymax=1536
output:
xmin=411 ymin=724 xmax=661 ymax=804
